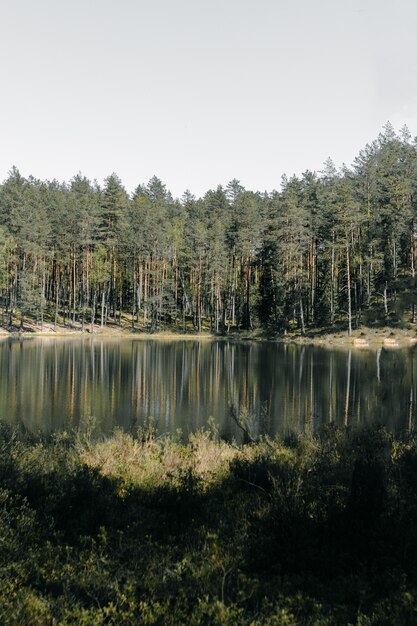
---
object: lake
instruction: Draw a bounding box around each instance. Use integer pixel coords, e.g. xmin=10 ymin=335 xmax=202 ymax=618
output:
xmin=0 ymin=337 xmax=415 ymax=438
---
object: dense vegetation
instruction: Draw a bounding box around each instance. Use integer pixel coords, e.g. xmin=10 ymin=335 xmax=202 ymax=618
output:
xmin=1 ymin=123 xmax=417 ymax=335
xmin=0 ymin=423 xmax=417 ymax=624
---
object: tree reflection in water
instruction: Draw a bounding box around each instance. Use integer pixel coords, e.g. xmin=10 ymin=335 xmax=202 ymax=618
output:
xmin=0 ymin=338 xmax=415 ymax=437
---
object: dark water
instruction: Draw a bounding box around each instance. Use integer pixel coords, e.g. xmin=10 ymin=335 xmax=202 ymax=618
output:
xmin=0 ymin=337 xmax=415 ymax=437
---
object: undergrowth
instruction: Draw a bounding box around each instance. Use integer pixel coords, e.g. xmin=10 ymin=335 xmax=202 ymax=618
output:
xmin=0 ymin=423 xmax=417 ymax=624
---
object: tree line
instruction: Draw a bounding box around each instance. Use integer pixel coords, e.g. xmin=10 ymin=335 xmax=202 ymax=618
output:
xmin=1 ymin=122 xmax=417 ymax=334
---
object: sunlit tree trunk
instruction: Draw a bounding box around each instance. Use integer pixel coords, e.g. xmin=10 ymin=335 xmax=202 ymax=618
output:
xmin=330 ymin=232 xmax=335 ymax=326
xmin=346 ymin=242 xmax=352 ymax=336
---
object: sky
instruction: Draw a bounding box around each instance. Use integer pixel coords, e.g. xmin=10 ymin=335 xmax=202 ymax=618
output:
xmin=0 ymin=0 xmax=416 ymax=198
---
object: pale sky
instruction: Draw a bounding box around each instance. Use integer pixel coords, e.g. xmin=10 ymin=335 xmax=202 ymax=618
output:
xmin=1 ymin=0 xmax=416 ymax=197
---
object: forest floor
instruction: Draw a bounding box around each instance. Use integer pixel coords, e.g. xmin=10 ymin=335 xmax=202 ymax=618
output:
xmin=0 ymin=316 xmax=216 ymax=339
xmin=281 ymin=324 xmax=417 ymax=349
xmin=1 ymin=313 xmax=417 ymax=349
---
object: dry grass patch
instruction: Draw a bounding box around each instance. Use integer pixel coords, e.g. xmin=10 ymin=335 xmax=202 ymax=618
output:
xmin=188 ymin=431 xmax=238 ymax=485
xmin=78 ymin=429 xmax=240 ymax=490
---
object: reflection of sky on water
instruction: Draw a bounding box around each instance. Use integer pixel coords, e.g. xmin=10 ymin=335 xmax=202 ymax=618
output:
xmin=0 ymin=338 xmax=415 ymax=438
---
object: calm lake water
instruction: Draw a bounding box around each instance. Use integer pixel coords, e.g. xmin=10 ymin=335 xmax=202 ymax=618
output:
xmin=0 ymin=337 xmax=415 ymax=438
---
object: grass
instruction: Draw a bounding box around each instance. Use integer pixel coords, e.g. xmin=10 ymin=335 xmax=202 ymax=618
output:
xmin=1 ymin=423 xmax=417 ymax=624
xmin=79 ymin=426 xmax=237 ymax=490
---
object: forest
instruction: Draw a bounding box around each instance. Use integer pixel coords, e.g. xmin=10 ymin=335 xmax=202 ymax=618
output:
xmin=1 ymin=122 xmax=417 ymax=335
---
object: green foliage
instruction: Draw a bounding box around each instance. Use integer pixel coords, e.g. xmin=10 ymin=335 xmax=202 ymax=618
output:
xmin=2 ymin=124 xmax=417 ymax=335
xmin=0 ymin=424 xmax=417 ymax=624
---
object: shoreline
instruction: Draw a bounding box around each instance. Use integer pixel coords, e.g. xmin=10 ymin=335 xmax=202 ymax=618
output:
xmin=281 ymin=326 xmax=417 ymax=349
xmin=0 ymin=322 xmax=417 ymax=348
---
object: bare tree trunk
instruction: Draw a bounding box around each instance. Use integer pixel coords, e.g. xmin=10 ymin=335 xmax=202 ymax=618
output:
xmin=197 ymin=256 xmax=202 ymax=333
xmin=310 ymin=238 xmax=316 ymax=324
xmin=346 ymin=242 xmax=352 ymax=336
xmin=137 ymin=261 xmax=142 ymax=322
xmin=299 ymin=293 xmax=305 ymax=336
xmin=72 ymin=249 xmax=77 ymax=324
xmin=232 ymin=254 xmax=236 ymax=327
xmin=143 ymin=261 xmax=148 ymax=326
xmin=91 ymin=290 xmax=97 ymax=333
xmin=244 ymin=259 xmax=252 ymax=330
xmin=383 ymin=281 xmax=388 ymax=318
xmin=132 ymin=275 xmax=136 ymax=329
xmin=330 ymin=233 xmax=335 ymax=326
xmin=101 ymin=288 xmax=105 ymax=328
xmin=54 ymin=271 xmax=59 ymax=330
xmin=354 ymin=277 xmax=358 ymax=328
xmin=40 ymin=259 xmax=45 ymax=331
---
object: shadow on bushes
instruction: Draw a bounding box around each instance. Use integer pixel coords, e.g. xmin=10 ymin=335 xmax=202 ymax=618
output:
xmin=1 ymin=422 xmax=417 ymax=624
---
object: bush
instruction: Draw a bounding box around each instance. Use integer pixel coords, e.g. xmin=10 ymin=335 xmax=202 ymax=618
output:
xmin=0 ymin=424 xmax=416 ymax=624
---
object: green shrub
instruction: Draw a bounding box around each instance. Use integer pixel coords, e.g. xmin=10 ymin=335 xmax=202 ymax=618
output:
xmin=0 ymin=424 xmax=416 ymax=624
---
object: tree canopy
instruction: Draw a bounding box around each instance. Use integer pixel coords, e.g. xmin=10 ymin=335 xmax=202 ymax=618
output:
xmin=1 ymin=124 xmax=417 ymax=334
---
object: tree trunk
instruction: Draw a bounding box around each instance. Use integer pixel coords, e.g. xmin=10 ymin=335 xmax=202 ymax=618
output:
xmin=244 ymin=260 xmax=252 ymax=330
xmin=72 ymin=249 xmax=77 ymax=324
xmin=89 ymin=289 xmax=96 ymax=333
xmin=299 ymin=292 xmax=305 ymax=336
xmin=101 ymin=288 xmax=105 ymax=328
xmin=197 ymin=256 xmax=202 ymax=333
xmin=346 ymin=242 xmax=352 ymax=336
xmin=330 ymin=233 xmax=335 ymax=326
xmin=54 ymin=271 xmax=59 ymax=330
xmin=383 ymin=281 xmax=388 ymax=318
xmin=310 ymin=238 xmax=316 ymax=324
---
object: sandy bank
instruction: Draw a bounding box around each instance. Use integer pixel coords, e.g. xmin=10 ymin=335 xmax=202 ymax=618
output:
xmin=1 ymin=321 xmax=417 ymax=349
xmin=281 ymin=326 xmax=417 ymax=349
